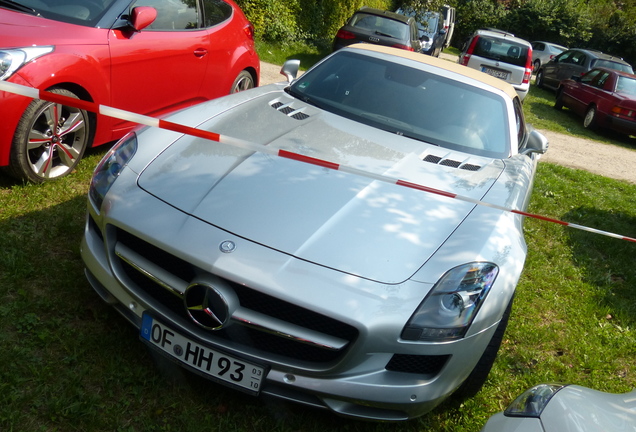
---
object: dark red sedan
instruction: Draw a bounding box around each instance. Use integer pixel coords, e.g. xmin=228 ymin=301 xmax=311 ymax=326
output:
xmin=555 ymin=67 xmax=636 ymax=136
xmin=0 ymin=0 xmax=259 ymax=182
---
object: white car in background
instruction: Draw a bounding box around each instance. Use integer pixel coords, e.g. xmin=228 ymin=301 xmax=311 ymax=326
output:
xmin=81 ymin=43 xmax=547 ymax=421
xmin=481 ymin=383 xmax=636 ymax=431
xmin=531 ymin=41 xmax=567 ymax=72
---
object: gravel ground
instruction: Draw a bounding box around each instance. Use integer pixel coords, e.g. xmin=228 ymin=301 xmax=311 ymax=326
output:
xmin=259 ymin=60 xmax=636 ymax=185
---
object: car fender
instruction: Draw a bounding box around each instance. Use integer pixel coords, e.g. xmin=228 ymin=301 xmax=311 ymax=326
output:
xmin=225 ymin=45 xmax=260 ymax=88
xmin=10 ymin=47 xmax=115 ymax=146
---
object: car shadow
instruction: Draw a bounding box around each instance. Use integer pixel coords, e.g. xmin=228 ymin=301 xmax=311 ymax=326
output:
xmin=563 ymin=205 xmax=636 ymax=323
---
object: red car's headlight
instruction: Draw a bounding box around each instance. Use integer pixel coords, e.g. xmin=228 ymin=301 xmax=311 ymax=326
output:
xmin=0 ymin=46 xmax=54 ymax=80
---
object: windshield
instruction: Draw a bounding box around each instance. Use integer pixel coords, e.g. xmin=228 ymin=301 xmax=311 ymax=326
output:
xmin=473 ymin=36 xmax=529 ymax=67
xmin=288 ymin=51 xmax=511 ymax=158
xmin=349 ymin=13 xmax=409 ymax=40
xmin=3 ymin=0 xmax=118 ymax=24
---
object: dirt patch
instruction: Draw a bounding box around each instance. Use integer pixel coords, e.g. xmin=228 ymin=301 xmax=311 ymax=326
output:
xmin=259 ymin=61 xmax=636 ymax=185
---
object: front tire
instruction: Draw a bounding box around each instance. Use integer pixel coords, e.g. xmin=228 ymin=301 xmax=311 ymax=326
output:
xmin=7 ymin=88 xmax=90 ymax=183
xmin=583 ymin=105 xmax=597 ymax=129
xmin=533 ymin=59 xmax=540 ymax=72
xmin=452 ymin=296 xmax=514 ymax=400
xmin=230 ymin=70 xmax=255 ymax=94
xmin=536 ymin=70 xmax=544 ymax=88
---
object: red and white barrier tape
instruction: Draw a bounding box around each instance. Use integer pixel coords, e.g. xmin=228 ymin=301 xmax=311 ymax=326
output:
xmin=2 ymin=80 xmax=635 ymax=243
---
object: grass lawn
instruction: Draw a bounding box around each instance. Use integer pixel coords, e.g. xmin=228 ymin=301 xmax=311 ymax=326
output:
xmin=1 ymin=43 xmax=635 ymax=432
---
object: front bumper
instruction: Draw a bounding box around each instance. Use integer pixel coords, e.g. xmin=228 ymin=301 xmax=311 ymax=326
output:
xmin=0 ymin=74 xmax=34 ymax=166
xmin=80 ymin=173 xmax=500 ymax=421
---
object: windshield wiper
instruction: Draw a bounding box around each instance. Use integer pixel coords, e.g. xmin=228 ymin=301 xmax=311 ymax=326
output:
xmin=0 ymin=0 xmax=37 ymax=14
xmin=374 ymin=30 xmax=395 ymax=38
xmin=285 ymin=87 xmax=328 ymax=110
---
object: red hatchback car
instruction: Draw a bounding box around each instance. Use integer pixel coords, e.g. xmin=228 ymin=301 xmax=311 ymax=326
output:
xmin=555 ymin=67 xmax=636 ymax=136
xmin=0 ymin=0 xmax=260 ymax=182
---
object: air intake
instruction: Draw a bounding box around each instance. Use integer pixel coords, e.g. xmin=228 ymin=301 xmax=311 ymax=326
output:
xmin=423 ymin=154 xmax=482 ymax=171
xmin=270 ymin=100 xmax=310 ymax=120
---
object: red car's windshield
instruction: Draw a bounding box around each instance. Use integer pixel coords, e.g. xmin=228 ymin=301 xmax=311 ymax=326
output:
xmin=4 ymin=0 xmax=119 ymax=24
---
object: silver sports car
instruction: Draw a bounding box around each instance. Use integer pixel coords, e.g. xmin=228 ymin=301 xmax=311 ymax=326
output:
xmin=81 ymin=44 xmax=548 ymax=420
xmin=481 ymin=383 xmax=636 ymax=431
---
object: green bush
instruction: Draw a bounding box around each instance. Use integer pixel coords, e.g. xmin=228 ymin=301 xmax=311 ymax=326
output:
xmin=236 ymin=0 xmax=393 ymax=48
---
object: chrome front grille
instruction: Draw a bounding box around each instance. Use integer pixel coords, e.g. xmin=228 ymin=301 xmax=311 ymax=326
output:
xmin=112 ymin=228 xmax=358 ymax=365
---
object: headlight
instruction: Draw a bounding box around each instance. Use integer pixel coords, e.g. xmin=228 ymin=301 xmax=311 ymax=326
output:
xmin=0 ymin=46 xmax=54 ymax=80
xmin=505 ymin=384 xmax=566 ymax=418
xmin=89 ymin=132 xmax=138 ymax=210
xmin=401 ymin=263 xmax=498 ymax=341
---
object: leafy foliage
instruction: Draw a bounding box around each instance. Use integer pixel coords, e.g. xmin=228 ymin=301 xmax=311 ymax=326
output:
xmin=236 ymin=0 xmax=393 ymax=48
xmin=236 ymin=0 xmax=636 ymax=67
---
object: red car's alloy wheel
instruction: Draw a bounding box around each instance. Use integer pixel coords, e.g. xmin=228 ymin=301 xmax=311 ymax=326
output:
xmin=8 ymin=88 xmax=90 ymax=183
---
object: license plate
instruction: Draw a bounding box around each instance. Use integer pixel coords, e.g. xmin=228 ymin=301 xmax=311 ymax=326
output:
xmin=141 ymin=314 xmax=266 ymax=394
xmin=481 ymin=67 xmax=509 ymax=80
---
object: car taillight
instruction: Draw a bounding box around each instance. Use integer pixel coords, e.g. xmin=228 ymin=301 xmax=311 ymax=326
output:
xmin=460 ymin=36 xmax=479 ymax=66
xmin=244 ymin=23 xmax=255 ymax=40
xmin=335 ymin=29 xmax=356 ymax=40
xmin=522 ymin=47 xmax=533 ymax=84
xmin=393 ymin=44 xmax=414 ymax=51
xmin=611 ymin=106 xmax=636 ymax=119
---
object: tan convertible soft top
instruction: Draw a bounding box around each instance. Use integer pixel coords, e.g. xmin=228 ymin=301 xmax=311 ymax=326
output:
xmin=350 ymin=43 xmax=519 ymax=100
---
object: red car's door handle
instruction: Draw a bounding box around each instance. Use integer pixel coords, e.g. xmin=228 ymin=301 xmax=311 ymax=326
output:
xmin=194 ymin=48 xmax=207 ymax=57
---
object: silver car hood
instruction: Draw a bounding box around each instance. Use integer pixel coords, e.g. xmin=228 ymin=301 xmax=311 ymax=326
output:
xmin=138 ymin=91 xmax=505 ymax=284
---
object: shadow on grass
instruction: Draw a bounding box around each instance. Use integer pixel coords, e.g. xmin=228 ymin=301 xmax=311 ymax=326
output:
xmin=0 ymin=189 xmax=439 ymax=431
xmin=563 ymin=205 xmax=636 ymax=322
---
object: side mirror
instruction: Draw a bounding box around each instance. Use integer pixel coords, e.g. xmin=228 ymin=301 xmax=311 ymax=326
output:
xmin=130 ymin=6 xmax=157 ymax=31
xmin=439 ymin=29 xmax=447 ymax=35
xmin=572 ymin=75 xmax=582 ymax=82
xmin=280 ymin=59 xmax=300 ymax=83
xmin=521 ymin=128 xmax=548 ymax=156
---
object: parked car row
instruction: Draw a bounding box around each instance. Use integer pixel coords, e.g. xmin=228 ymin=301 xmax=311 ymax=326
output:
xmin=0 ymin=0 xmax=260 ymax=183
xmin=531 ymin=45 xmax=636 ymax=136
xmin=332 ymin=5 xmax=455 ymax=58
xmin=536 ymin=48 xmax=633 ymax=91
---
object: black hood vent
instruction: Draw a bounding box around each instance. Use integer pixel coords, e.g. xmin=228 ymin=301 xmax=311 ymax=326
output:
xmin=270 ymin=101 xmax=310 ymax=120
xmin=423 ymin=154 xmax=482 ymax=171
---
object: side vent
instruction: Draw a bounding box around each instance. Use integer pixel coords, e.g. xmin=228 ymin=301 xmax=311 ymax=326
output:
xmin=291 ymin=112 xmax=309 ymax=120
xmin=440 ymin=159 xmax=461 ymax=168
xmin=270 ymin=100 xmax=310 ymax=120
xmin=423 ymin=154 xmax=482 ymax=171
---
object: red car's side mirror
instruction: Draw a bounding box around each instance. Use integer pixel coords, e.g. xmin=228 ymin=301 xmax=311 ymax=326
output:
xmin=130 ymin=6 xmax=157 ymax=32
